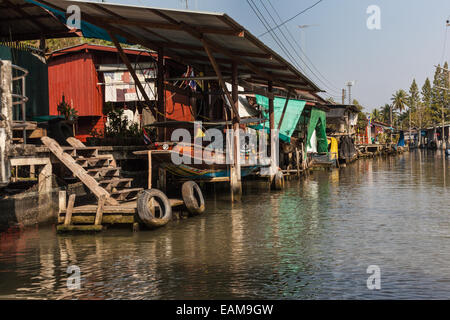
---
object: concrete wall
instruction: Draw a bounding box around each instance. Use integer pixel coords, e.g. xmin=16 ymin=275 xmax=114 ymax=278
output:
xmin=0 ymin=188 xmax=60 ymax=230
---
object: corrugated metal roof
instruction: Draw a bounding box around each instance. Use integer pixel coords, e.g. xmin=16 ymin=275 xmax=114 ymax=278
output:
xmin=34 ymin=0 xmax=322 ymax=94
xmin=0 ymin=0 xmax=75 ymax=40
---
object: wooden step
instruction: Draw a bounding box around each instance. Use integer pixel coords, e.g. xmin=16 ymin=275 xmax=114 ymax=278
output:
xmin=41 ymin=137 xmax=119 ymax=206
xmin=99 ymin=178 xmax=133 ymax=191
xmin=76 ymin=156 xmax=111 ymax=168
xmin=62 ymin=147 xmax=99 ymax=157
xmin=87 ymin=167 xmax=121 ymax=178
xmin=110 ymin=188 xmax=143 ymax=201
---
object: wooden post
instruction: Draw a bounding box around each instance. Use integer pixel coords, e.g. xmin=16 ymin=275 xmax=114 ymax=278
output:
xmin=158 ymin=167 xmax=166 ymax=193
xmin=64 ymin=194 xmax=76 ymax=226
xmin=231 ymin=62 xmax=242 ymax=201
xmin=157 ymin=48 xmax=166 ymax=141
xmin=295 ymin=147 xmax=300 ymax=177
xmin=94 ymin=195 xmax=106 ymax=226
xmin=38 ymin=161 xmax=52 ymax=211
xmin=147 ymin=150 xmax=152 ymax=189
xmin=108 ymin=32 xmax=152 ymax=105
xmin=58 ymin=190 xmax=66 ymax=214
xmin=202 ymin=41 xmax=240 ymax=120
xmin=277 ymin=92 xmax=291 ymax=131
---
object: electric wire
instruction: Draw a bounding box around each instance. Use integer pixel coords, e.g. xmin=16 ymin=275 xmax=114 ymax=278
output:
xmin=265 ymin=0 xmax=341 ymax=93
xmin=249 ymin=0 xmax=341 ymax=95
xmin=258 ymin=0 xmax=324 ymax=37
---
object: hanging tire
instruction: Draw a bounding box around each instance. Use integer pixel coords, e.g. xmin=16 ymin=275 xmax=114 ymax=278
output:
xmin=181 ymin=181 xmax=205 ymax=215
xmin=137 ymin=189 xmax=172 ymax=227
xmin=49 ymin=121 xmax=74 ymax=145
xmin=273 ymin=170 xmax=285 ymax=190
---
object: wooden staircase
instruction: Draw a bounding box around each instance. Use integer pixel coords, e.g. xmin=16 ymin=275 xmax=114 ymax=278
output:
xmin=41 ymin=136 xmax=144 ymax=231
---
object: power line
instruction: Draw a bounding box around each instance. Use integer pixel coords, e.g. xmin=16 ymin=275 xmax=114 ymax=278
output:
xmin=257 ymin=0 xmax=341 ymax=95
xmin=264 ymin=0 xmax=341 ymax=93
xmin=247 ymin=0 xmax=304 ymax=73
xmin=266 ymin=0 xmax=341 ymax=91
xmin=258 ymin=0 xmax=324 ymax=37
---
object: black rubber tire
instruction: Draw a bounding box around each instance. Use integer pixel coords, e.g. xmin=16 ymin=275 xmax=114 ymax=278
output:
xmin=137 ymin=189 xmax=172 ymax=227
xmin=181 ymin=181 xmax=205 ymax=215
xmin=273 ymin=170 xmax=285 ymax=190
xmin=49 ymin=121 xmax=74 ymax=145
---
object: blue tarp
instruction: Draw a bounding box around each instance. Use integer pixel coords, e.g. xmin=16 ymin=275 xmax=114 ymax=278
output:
xmin=397 ymin=131 xmax=405 ymax=147
xmin=27 ymin=0 xmax=128 ymax=44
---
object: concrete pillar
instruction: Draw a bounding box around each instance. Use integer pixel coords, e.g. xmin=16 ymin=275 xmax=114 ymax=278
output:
xmin=268 ymin=81 xmax=277 ymax=178
xmin=230 ymin=63 xmax=241 ymax=201
xmin=0 ymin=60 xmax=12 ymax=186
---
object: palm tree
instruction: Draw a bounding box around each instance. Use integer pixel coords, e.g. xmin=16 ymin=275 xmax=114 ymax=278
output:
xmin=380 ymin=104 xmax=391 ymax=124
xmin=391 ymin=90 xmax=408 ymax=127
xmin=371 ymin=108 xmax=381 ymax=122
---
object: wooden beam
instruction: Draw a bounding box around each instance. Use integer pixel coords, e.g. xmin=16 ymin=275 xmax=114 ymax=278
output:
xmin=202 ymin=41 xmax=240 ymax=122
xmin=277 ymin=91 xmax=291 ymax=130
xmin=214 ymin=14 xmax=321 ymax=90
xmin=147 ymin=8 xmax=280 ymax=85
xmin=108 ymin=31 xmax=153 ymax=106
xmin=157 ymin=48 xmax=166 ymax=140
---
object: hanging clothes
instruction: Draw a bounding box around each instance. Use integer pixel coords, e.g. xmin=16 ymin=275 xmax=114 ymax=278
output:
xmin=134 ymin=108 xmax=141 ymax=129
xmin=142 ymin=106 xmax=156 ymax=126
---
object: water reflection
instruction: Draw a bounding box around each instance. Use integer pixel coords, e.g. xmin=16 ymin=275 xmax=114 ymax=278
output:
xmin=0 ymin=151 xmax=449 ymax=299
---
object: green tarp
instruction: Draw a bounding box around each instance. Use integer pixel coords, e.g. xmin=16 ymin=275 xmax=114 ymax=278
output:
xmin=307 ymin=107 xmax=328 ymax=153
xmin=253 ymin=95 xmax=306 ymax=143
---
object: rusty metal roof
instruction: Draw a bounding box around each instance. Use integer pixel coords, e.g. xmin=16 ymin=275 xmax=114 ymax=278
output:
xmin=0 ymin=0 xmax=76 ymax=41
xmin=33 ymin=0 xmax=322 ymax=94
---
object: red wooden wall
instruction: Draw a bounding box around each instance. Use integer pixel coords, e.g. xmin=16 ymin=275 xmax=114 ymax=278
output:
xmin=48 ymin=51 xmax=103 ymax=117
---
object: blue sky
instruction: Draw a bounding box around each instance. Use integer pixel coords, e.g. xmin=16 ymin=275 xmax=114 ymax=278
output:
xmin=104 ymin=0 xmax=450 ymax=111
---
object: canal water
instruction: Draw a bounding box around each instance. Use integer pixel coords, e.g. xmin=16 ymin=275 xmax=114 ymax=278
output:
xmin=0 ymin=150 xmax=449 ymax=299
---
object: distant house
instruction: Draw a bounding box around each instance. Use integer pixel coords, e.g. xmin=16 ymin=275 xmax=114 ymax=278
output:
xmin=47 ymin=43 xmax=193 ymax=142
xmin=325 ymin=104 xmax=359 ymax=135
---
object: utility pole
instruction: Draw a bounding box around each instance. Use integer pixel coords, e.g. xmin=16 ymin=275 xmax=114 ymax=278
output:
xmin=342 ymin=89 xmax=346 ymax=105
xmin=346 ymin=81 xmax=354 ymax=105
xmin=435 ymin=63 xmax=449 ymax=151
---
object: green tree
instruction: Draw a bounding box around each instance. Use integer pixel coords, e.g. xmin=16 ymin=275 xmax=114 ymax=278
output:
xmin=420 ymin=77 xmax=433 ymax=128
xmin=380 ymin=104 xmax=391 ymax=124
xmin=391 ymin=89 xmax=408 ymax=127
xmin=371 ymin=108 xmax=381 ymax=122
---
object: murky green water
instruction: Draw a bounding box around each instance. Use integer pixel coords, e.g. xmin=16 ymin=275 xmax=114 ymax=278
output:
xmin=1 ymin=150 xmax=449 ymax=299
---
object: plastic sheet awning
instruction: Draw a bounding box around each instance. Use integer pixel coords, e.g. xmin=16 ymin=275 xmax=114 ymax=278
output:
xmin=252 ymin=94 xmax=306 ymax=143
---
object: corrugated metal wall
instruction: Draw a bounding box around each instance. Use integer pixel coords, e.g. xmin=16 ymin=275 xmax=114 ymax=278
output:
xmin=0 ymin=44 xmax=49 ymax=120
xmin=48 ymin=51 xmax=103 ymax=117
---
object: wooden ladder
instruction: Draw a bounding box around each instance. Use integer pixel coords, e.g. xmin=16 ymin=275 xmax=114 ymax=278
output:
xmin=42 ymin=136 xmax=143 ymax=231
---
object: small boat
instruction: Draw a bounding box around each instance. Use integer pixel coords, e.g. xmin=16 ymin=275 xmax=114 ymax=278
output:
xmin=148 ymin=142 xmax=269 ymax=180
